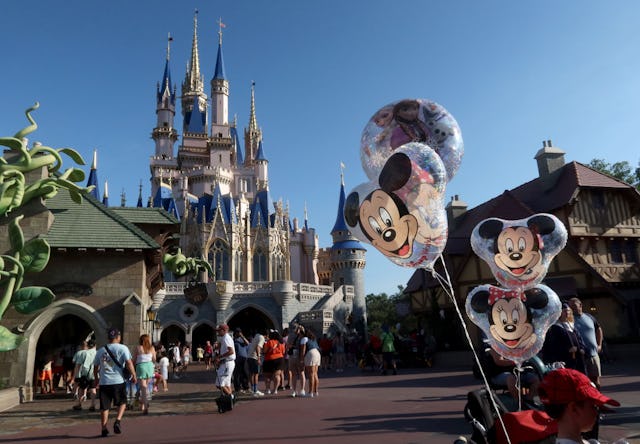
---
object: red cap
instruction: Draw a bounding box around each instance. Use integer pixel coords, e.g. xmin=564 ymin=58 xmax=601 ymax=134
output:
xmin=216 ymin=324 xmax=229 ymax=332
xmin=539 ymin=368 xmax=619 ymax=408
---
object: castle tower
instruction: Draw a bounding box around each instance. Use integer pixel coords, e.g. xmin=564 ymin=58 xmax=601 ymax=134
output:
xmin=330 ymin=170 xmax=367 ymax=333
xmin=244 ymin=82 xmax=262 ymax=165
xmin=152 ymin=34 xmax=178 ymax=159
xmin=181 ymin=11 xmax=208 ymax=135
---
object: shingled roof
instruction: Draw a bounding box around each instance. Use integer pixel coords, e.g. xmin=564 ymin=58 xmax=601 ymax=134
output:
xmin=44 ymin=192 xmax=160 ymax=250
xmin=110 ymin=207 xmax=179 ymax=225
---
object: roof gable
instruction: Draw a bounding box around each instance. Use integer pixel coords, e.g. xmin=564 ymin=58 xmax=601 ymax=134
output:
xmin=44 ymin=192 xmax=159 ymax=250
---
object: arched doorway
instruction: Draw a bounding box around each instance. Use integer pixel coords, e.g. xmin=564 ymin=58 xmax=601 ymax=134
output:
xmin=227 ymin=306 xmax=275 ymax=335
xmin=34 ymin=314 xmax=93 ymax=395
xmin=160 ymin=325 xmax=185 ymax=349
xmin=191 ymin=323 xmax=215 ymax=359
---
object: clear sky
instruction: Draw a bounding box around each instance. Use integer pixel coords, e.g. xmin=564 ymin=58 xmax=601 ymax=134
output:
xmin=2 ymin=1 xmax=639 ymax=296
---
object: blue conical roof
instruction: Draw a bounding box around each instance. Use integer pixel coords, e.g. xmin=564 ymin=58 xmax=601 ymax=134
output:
xmin=331 ymin=181 xmax=349 ymax=233
xmin=187 ymin=97 xmax=205 ymax=133
xmin=231 ymin=127 xmax=244 ymax=165
xmin=255 ymin=140 xmax=267 ymax=161
xmin=157 ymin=58 xmax=176 ymax=106
xmin=213 ymin=42 xmax=226 ymax=80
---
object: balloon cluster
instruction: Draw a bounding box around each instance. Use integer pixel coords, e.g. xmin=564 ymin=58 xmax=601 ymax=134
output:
xmin=465 ymin=214 xmax=568 ymax=364
xmin=344 ymin=98 xmax=464 ymax=270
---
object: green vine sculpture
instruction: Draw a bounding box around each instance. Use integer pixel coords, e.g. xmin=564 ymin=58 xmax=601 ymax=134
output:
xmin=0 ymin=103 xmax=93 ymax=351
xmin=162 ymin=248 xmax=214 ymax=279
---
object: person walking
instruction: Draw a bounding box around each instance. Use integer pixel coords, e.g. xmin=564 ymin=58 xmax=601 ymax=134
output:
xmin=304 ymin=330 xmax=321 ymax=397
xmin=93 ymin=328 xmax=137 ymax=437
xmin=71 ymin=339 xmax=97 ymax=411
xmin=182 ymin=343 xmax=191 ymax=371
xmin=246 ymin=330 xmax=265 ymax=397
xmin=204 ymin=340 xmax=214 ymax=370
xmin=233 ymin=328 xmax=250 ymax=393
xmin=158 ymin=351 xmax=169 ymax=391
xmin=569 ymin=297 xmax=603 ymax=388
xmin=380 ymin=325 xmax=397 ymax=375
xmin=262 ymin=330 xmax=285 ymax=394
xmin=214 ymin=324 xmax=236 ymax=411
xmin=170 ymin=342 xmax=182 ymax=379
xmin=133 ymin=334 xmax=156 ymax=415
xmin=290 ymin=325 xmax=307 ymax=397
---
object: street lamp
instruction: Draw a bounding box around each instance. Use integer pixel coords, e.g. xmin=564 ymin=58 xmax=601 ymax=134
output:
xmin=147 ymin=309 xmax=159 ymax=343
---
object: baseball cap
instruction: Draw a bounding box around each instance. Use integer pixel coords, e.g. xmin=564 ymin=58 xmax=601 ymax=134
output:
xmin=539 ymin=368 xmax=620 ymax=409
xmin=107 ymin=328 xmax=121 ymax=339
xmin=216 ymin=324 xmax=229 ymax=332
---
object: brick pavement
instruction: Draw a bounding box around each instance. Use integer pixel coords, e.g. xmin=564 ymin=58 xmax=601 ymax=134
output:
xmin=0 ymin=357 xmax=638 ymax=443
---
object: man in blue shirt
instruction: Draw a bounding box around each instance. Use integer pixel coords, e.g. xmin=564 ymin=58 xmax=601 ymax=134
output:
xmin=93 ymin=328 xmax=137 ymax=437
xmin=568 ymin=297 xmax=603 ymax=388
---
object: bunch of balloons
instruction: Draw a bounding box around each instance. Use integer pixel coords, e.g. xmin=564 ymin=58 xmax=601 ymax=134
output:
xmin=344 ymin=98 xmax=464 ymax=270
xmin=465 ymin=214 xmax=568 ymax=365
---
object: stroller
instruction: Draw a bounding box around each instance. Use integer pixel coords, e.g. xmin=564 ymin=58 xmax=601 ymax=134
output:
xmin=464 ymin=351 xmax=557 ymax=444
xmin=464 ymin=387 xmax=557 ymax=444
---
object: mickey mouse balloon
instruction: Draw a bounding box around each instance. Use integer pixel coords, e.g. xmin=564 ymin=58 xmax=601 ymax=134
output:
xmin=466 ymin=283 xmax=561 ymax=364
xmin=471 ymin=214 xmax=568 ymax=290
xmin=345 ymin=142 xmax=448 ymax=270
xmin=360 ymin=98 xmax=464 ymax=183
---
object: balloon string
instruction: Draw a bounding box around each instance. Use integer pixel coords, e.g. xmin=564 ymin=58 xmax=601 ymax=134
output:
xmin=430 ymin=254 xmax=512 ymax=444
xmin=514 ymin=366 xmax=522 ymax=411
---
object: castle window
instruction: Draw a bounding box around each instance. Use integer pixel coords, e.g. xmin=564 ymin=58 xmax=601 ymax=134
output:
xmin=208 ymin=239 xmax=230 ymax=280
xmin=253 ymin=248 xmax=267 ymax=281
xmin=609 ymin=239 xmax=639 ymax=264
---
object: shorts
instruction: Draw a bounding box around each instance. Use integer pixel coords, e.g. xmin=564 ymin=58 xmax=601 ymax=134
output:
xmin=304 ymin=348 xmax=321 ymax=367
xmin=263 ymin=358 xmax=284 ymax=373
xmin=246 ymin=358 xmax=260 ymax=375
xmin=584 ymin=354 xmax=601 ymax=380
xmin=40 ymin=369 xmax=52 ymax=381
xmin=98 ymin=383 xmax=127 ymax=411
xmin=136 ymin=362 xmax=155 ymax=380
xmin=77 ymin=376 xmax=97 ymax=390
xmin=216 ymin=361 xmax=235 ymax=388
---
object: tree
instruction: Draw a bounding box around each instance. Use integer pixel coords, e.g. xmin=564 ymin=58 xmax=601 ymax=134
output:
xmin=588 ymin=158 xmax=640 ymax=190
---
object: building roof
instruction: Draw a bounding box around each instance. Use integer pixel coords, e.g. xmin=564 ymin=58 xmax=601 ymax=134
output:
xmin=44 ymin=191 xmax=160 ymax=250
xmin=110 ymin=207 xmax=179 ymax=225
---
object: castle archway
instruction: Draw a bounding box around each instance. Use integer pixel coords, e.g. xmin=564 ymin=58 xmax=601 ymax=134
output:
xmin=191 ymin=323 xmax=215 ymax=354
xmin=160 ymin=324 xmax=185 ymax=349
xmin=227 ymin=306 xmax=275 ymax=335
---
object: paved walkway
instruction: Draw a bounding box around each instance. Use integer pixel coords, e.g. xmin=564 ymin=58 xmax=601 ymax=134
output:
xmin=1 ymin=357 xmax=638 ymax=443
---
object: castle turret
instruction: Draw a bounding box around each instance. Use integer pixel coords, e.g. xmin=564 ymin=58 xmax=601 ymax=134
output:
xmin=244 ymin=82 xmax=262 ymax=165
xmin=181 ymin=11 xmax=208 ymax=135
xmin=153 ymin=33 xmax=178 ymax=158
xmin=330 ymin=170 xmax=367 ymax=334
xmin=210 ymin=19 xmax=229 ymax=138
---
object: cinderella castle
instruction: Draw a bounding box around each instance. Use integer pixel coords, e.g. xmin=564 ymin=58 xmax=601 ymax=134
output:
xmin=125 ymin=14 xmax=367 ymax=346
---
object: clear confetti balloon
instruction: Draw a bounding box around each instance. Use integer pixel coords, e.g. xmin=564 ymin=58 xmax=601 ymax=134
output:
xmin=471 ymin=214 xmax=568 ymax=291
xmin=344 ymin=142 xmax=447 ymax=270
xmin=360 ymin=98 xmax=464 ymax=182
xmin=466 ymin=283 xmax=561 ymax=365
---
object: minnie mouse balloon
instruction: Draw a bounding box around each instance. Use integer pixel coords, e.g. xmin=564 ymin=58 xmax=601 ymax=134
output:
xmin=360 ymin=98 xmax=464 ymax=182
xmin=466 ymin=283 xmax=561 ymax=365
xmin=345 ymin=142 xmax=448 ymax=270
xmin=471 ymin=214 xmax=568 ymax=291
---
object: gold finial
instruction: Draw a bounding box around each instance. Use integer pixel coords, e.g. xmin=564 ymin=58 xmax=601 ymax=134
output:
xmin=304 ymin=202 xmax=308 ymax=221
xmin=340 ymin=161 xmax=346 ymax=186
xmin=217 ymin=17 xmax=225 ymax=45
xmin=167 ymin=32 xmax=173 ymax=60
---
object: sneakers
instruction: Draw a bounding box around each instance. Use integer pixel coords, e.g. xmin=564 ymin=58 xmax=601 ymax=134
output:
xmin=253 ymin=390 xmax=265 ymax=397
xmin=266 ymin=389 xmax=272 ymax=395
xmin=273 ymin=390 xmax=278 ymax=395
xmin=101 ymin=428 xmax=109 ymax=437
xmin=113 ymin=420 xmax=121 ymax=434
xmin=291 ymin=392 xmax=296 ymax=398
xmin=284 ymin=384 xmax=291 ymax=390
xmin=307 ymin=393 xmax=315 ymax=398
xmin=299 ymin=390 xmax=306 ymax=397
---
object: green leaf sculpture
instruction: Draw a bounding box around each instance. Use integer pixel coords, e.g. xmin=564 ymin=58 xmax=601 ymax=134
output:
xmin=0 ymin=104 xmax=94 ymax=351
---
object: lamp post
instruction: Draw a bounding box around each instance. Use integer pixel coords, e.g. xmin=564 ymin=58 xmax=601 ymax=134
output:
xmin=147 ymin=309 xmax=159 ymax=343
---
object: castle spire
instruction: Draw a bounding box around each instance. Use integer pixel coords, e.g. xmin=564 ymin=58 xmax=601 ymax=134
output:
xmin=86 ymin=149 xmax=100 ymax=200
xmin=184 ymin=10 xmax=203 ymax=94
xmin=213 ymin=17 xmax=226 ymax=80
xmin=102 ymin=180 xmax=109 ymax=206
xmin=137 ymin=181 xmax=143 ymax=208
xmin=249 ymin=81 xmax=258 ymax=134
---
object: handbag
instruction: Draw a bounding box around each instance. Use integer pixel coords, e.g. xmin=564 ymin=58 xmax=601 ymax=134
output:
xmin=104 ymin=344 xmax=132 ymax=380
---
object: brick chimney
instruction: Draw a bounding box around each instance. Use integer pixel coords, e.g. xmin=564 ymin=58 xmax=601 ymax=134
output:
xmin=446 ymin=195 xmax=467 ymax=230
xmin=534 ymin=139 xmax=566 ymax=178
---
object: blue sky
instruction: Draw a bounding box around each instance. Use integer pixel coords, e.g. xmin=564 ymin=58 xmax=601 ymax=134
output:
xmin=2 ymin=1 xmax=639 ymax=296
